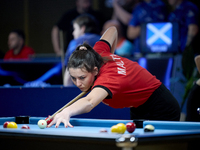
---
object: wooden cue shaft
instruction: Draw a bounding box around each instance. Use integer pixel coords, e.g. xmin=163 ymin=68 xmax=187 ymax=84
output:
xmin=45 ymin=91 xmax=87 ymax=122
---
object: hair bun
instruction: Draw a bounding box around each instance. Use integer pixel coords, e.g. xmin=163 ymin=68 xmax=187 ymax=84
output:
xmin=79 ymin=46 xmax=87 ymax=50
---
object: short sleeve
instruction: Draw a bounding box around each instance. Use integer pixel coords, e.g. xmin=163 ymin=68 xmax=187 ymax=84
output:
xmin=93 ymin=40 xmax=111 ymax=54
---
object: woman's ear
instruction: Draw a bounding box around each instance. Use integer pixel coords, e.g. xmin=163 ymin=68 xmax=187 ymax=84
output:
xmin=93 ymin=67 xmax=99 ymax=76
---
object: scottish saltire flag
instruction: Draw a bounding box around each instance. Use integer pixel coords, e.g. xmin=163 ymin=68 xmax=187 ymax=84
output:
xmin=146 ymin=22 xmax=172 ymax=47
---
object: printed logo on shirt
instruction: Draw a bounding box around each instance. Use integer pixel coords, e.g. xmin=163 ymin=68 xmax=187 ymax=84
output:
xmin=110 ymin=54 xmax=126 ymax=75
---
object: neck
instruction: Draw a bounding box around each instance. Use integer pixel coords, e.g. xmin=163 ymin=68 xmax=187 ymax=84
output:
xmin=13 ymin=45 xmax=23 ymax=55
xmin=77 ymin=8 xmax=85 ymax=14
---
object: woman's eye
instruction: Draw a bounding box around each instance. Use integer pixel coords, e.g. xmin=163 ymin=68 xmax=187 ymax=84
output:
xmin=80 ymin=76 xmax=85 ymax=80
xmin=71 ymin=77 xmax=76 ymax=81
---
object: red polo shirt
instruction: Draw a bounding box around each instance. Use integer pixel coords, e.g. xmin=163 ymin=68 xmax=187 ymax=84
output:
xmin=4 ymin=46 xmax=35 ymax=60
xmin=92 ymin=40 xmax=161 ymax=108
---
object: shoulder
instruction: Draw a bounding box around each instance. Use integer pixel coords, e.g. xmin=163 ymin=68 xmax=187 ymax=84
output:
xmin=5 ymin=49 xmax=13 ymax=54
xmin=67 ymin=39 xmax=78 ymax=54
xmin=78 ymin=33 xmax=100 ymax=40
xmin=93 ymin=40 xmax=111 ymax=53
xmin=81 ymin=33 xmax=101 ymax=45
xmin=4 ymin=50 xmax=13 ymax=59
xmin=4 ymin=49 xmax=13 ymax=55
xmin=181 ymin=1 xmax=199 ymax=18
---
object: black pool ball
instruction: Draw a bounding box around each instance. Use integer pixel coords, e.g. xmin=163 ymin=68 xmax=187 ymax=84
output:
xmin=15 ymin=116 xmax=29 ymax=124
xmin=133 ymin=119 xmax=144 ymax=128
xmin=144 ymin=124 xmax=155 ymax=132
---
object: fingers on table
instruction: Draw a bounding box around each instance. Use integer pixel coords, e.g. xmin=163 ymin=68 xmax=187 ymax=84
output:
xmin=47 ymin=118 xmax=74 ymax=128
xmin=57 ymin=119 xmax=74 ymax=128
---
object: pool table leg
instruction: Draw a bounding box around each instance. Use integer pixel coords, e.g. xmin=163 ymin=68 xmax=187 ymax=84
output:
xmin=116 ymin=135 xmax=138 ymax=150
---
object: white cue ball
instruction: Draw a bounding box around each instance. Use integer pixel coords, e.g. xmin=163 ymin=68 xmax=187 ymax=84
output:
xmin=37 ymin=120 xmax=47 ymax=129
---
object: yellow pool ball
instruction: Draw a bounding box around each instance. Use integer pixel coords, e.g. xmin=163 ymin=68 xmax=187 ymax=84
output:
xmin=111 ymin=125 xmax=119 ymax=133
xmin=7 ymin=122 xmax=18 ymax=129
xmin=116 ymin=123 xmax=126 ymax=134
xmin=111 ymin=123 xmax=126 ymax=134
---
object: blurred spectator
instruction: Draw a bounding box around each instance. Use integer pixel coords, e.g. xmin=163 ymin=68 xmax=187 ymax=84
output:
xmin=168 ymin=0 xmax=199 ymax=81
xmin=51 ymin=0 xmax=106 ymax=56
xmin=4 ymin=29 xmax=35 ymax=60
xmin=63 ymin=14 xmax=101 ymax=86
xmin=112 ymin=0 xmax=140 ymax=25
xmin=101 ymin=19 xmax=133 ymax=56
xmin=186 ymin=55 xmax=200 ymax=121
xmin=167 ymin=0 xmax=199 ymax=52
xmin=112 ymin=0 xmax=141 ymax=39
xmin=127 ymin=0 xmax=168 ymax=54
xmin=64 ymin=14 xmax=101 ymax=66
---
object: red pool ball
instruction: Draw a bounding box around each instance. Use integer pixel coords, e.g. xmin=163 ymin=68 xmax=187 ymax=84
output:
xmin=3 ymin=121 xmax=10 ymax=128
xmin=21 ymin=125 xmax=30 ymax=129
xmin=126 ymin=122 xmax=136 ymax=133
xmin=99 ymin=128 xmax=108 ymax=133
xmin=45 ymin=116 xmax=53 ymax=125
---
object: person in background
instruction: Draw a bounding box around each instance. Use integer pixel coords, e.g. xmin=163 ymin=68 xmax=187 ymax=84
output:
xmin=63 ymin=14 xmax=101 ymax=86
xmin=168 ymin=0 xmax=199 ymax=89
xmin=51 ymin=0 xmax=106 ymax=56
xmin=167 ymin=0 xmax=199 ymax=52
xmin=127 ymin=0 xmax=168 ymax=54
xmin=186 ymin=55 xmax=200 ymax=121
xmin=112 ymin=0 xmax=141 ymax=39
xmin=101 ymin=19 xmax=133 ymax=57
xmin=4 ymin=29 xmax=35 ymax=60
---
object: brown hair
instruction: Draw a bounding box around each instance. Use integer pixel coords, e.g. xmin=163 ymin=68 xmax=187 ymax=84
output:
xmin=67 ymin=42 xmax=111 ymax=73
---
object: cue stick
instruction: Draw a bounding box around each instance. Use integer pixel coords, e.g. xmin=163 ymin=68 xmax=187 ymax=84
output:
xmin=45 ymin=91 xmax=88 ymax=122
xmin=59 ymin=30 xmax=65 ymax=85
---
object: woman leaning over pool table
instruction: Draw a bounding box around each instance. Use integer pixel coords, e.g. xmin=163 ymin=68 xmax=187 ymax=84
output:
xmin=48 ymin=26 xmax=180 ymax=128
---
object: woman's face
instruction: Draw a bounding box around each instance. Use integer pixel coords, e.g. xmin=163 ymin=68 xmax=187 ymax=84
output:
xmin=69 ymin=67 xmax=98 ymax=92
